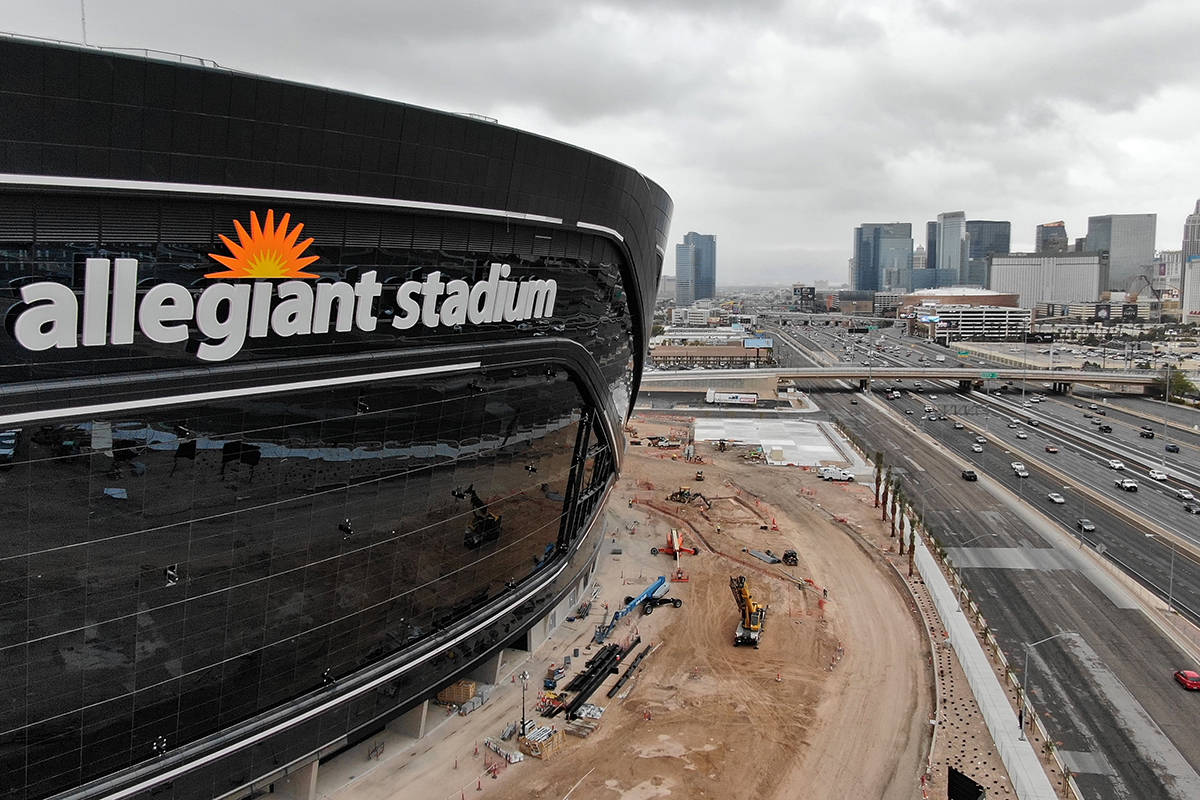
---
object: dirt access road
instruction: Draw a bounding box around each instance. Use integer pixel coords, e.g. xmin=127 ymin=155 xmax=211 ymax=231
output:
xmin=481 ymin=434 xmax=933 ymax=800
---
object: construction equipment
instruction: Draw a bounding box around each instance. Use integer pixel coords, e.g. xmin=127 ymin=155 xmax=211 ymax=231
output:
xmin=694 ymin=470 xmax=704 ymax=481
xmin=624 ymin=581 xmax=682 ymax=615
xmin=651 ymin=528 xmax=698 ymax=558
xmin=781 ymin=550 xmax=798 ymax=566
xmin=729 ymin=575 xmax=766 ymax=648
xmin=594 ymin=577 xmax=666 ymax=643
xmin=666 ymin=486 xmax=711 ymax=508
xmin=453 ymin=485 xmax=502 ymax=549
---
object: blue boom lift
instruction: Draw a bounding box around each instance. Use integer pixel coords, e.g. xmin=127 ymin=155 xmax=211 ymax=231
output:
xmin=594 ymin=576 xmax=666 ymax=643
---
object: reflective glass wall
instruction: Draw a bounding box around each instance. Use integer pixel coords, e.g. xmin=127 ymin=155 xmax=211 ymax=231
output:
xmin=0 ymin=365 xmax=606 ymax=797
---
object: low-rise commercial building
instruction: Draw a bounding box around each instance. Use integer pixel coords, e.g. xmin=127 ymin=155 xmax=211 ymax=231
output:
xmin=912 ymin=304 xmax=1031 ymax=341
xmin=648 ymin=343 xmax=772 ymax=369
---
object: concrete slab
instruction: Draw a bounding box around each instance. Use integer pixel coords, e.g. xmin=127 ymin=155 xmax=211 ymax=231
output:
xmin=1057 ymin=750 xmax=1114 ymax=776
xmin=944 ymin=547 xmax=1077 ymax=571
xmin=693 ymin=417 xmax=844 ymax=468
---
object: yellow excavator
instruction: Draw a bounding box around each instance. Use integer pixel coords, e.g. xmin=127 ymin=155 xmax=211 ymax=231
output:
xmin=729 ymin=575 xmax=766 ymax=648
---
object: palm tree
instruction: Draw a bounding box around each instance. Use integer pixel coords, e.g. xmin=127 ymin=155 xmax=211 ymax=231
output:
xmin=895 ymin=492 xmax=905 ymax=554
xmin=881 ymin=466 xmax=894 ymax=521
xmin=873 ymin=451 xmax=884 ymax=507
xmin=890 ymin=485 xmax=900 ymax=540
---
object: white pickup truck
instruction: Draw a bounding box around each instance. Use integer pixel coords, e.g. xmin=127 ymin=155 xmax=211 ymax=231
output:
xmin=1114 ymin=478 xmax=1139 ymax=492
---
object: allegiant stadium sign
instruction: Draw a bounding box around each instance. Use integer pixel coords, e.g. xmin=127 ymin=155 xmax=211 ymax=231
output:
xmin=4 ymin=210 xmax=557 ymax=362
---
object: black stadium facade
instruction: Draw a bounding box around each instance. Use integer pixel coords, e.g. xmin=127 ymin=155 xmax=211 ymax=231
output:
xmin=0 ymin=37 xmax=671 ymax=800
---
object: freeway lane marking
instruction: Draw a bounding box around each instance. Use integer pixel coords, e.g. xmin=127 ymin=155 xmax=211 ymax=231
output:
xmin=1052 ymin=637 xmax=1200 ymax=799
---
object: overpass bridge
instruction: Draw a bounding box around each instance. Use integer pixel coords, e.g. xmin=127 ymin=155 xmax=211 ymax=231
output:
xmin=642 ymin=366 xmax=1160 ymax=394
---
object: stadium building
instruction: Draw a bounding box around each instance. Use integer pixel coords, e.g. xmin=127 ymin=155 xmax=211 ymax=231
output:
xmin=0 ymin=36 xmax=671 ymax=800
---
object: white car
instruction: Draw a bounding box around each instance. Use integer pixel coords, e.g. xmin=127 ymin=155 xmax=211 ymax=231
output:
xmin=1015 ymin=469 xmax=1030 ymax=478
xmin=1010 ymin=461 xmax=1026 ymax=472
xmin=1047 ymin=492 xmax=1066 ymax=504
xmin=1016 ymin=431 xmax=1028 ymax=439
xmin=1107 ymin=460 xmax=1125 ymax=470
xmin=975 ymin=436 xmax=987 ymax=444
xmin=1148 ymin=469 xmax=1168 ymax=481
xmin=971 ymin=443 xmax=983 ymax=453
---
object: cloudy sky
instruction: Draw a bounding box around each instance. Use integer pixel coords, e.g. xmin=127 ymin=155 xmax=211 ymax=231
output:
xmin=6 ymin=0 xmax=1200 ymax=285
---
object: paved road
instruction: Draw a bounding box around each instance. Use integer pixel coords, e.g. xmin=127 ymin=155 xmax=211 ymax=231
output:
xmin=824 ymin=390 xmax=1200 ymax=800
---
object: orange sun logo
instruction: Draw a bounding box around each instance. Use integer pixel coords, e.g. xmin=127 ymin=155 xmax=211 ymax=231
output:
xmin=206 ymin=210 xmax=320 ymax=279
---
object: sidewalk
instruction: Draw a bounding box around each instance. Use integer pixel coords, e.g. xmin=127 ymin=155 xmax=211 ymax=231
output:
xmin=914 ymin=535 xmax=1059 ymax=800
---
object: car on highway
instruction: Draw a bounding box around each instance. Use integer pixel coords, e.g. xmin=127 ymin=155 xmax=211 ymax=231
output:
xmin=850 ymin=399 xmax=858 ymax=405
xmin=905 ymin=409 xmax=914 ymax=415
xmin=970 ymin=444 xmax=984 ymax=453
xmin=1045 ymin=445 xmax=1059 ymax=453
xmin=1099 ymin=425 xmax=1112 ymax=433
xmin=1175 ymin=670 xmax=1200 ymax=690
xmin=1091 ymin=418 xmax=1103 ymax=426
xmin=1047 ymin=492 xmax=1066 ymax=504
xmin=961 ymin=469 xmax=978 ymax=482
xmin=1095 ymin=409 xmax=1106 ymax=415
xmin=975 ymin=436 xmax=987 ymax=443
xmin=1140 ymin=430 xmax=1155 ymax=439
xmin=1114 ymin=478 xmax=1139 ymax=492
xmin=1015 ymin=468 xmax=1030 ymax=478
xmin=1166 ymin=444 xmax=1181 ymax=453
xmin=1016 ymin=431 xmax=1028 ymax=439
xmin=1175 ymin=488 xmax=1197 ymax=502
xmin=1011 ymin=461 xmax=1026 ymax=471
xmin=1076 ymin=518 xmax=1096 ymax=532
xmin=924 ymin=405 xmax=934 ymax=413
xmin=1149 ymin=469 xmax=1168 ymax=481
xmin=1029 ymin=419 xmax=1039 ymax=427
xmin=1184 ymin=503 xmax=1200 ymax=515
xmin=1107 ymin=460 xmax=1125 ymax=470
xmin=953 ymin=422 xmax=964 ymax=429
xmin=1008 ymin=422 xmax=1019 ymax=429
xmin=1088 ymin=403 xmax=1098 ymax=410
xmin=1083 ymin=412 xmax=1093 ymax=419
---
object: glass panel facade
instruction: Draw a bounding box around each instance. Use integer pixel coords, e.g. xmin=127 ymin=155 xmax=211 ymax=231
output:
xmin=0 ymin=365 xmax=602 ymax=797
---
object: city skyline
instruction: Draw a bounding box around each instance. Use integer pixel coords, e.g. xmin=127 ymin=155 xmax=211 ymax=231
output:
xmin=3 ymin=2 xmax=1200 ymax=284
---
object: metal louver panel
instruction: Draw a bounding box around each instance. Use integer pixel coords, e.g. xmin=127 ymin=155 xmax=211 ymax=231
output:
xmin=0 ymin=197 xmax=35 ymax=241
xmin=36 ymin=198 xmax=99 ymax=241
xmin=100 ymin=199 xmax=160 ymax=241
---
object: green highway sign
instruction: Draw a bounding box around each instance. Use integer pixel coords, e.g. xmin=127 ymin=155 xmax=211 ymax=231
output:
xmin=958 ymin=350 xmax=969 ymax=356
xmin=981 ymin=371 xmax=999 ymax=379
xmin=867 ymin=325 xmax=877 ymax=331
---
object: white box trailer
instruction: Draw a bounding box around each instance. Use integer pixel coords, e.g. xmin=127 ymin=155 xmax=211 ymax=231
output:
xmin=705 ymin=389 xmax=759 ymax=405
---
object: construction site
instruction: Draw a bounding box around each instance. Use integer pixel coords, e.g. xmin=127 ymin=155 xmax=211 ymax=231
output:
xmin=313 ymin=412 xmax=1018 ymax=800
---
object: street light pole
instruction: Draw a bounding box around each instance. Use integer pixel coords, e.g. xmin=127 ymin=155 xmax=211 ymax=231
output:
xmin=519 ymin=670 xmax=529 ymax=739
xmin=1020 ymin=631 xmax=1079 ymax=741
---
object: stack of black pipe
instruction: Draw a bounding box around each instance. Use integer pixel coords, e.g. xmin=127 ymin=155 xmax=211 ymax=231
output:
xmin=606 ymin=643 xmax=653 ymax=698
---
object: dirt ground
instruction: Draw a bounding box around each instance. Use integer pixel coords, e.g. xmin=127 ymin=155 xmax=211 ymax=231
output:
xmin=470 ymin=418 xmax=934 ymax=800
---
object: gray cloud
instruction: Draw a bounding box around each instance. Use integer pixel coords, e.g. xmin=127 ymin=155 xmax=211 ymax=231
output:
xmin=7 ymin=0 xmax=1200 ymax=284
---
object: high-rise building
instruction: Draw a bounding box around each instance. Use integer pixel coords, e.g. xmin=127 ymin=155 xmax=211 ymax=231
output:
xmin=852 ymin=223 xmax=913 ymax=291
xmin=1036 ymin=221 xmax=1069 ymax=253
xmin=1184 ymin=257 xmax=1200 ymax=322
xmin=679 ymin=231 xmax=717 ymax=301
xmin=989 ymin=252 xmax=1108 ymax=308
xmin=675 ymin=241 xmax=696 ymax=306
xmin=965 ymin=220 xmax=1011 ymax=287
xmin=926 ymin=220 xmax=939 ymax=273
xmin=936 ymin=211 xmax=968 ymax=283
xmin=913 ymin=244 xmax=927 ymax=271
xmin=1085 ymin=213 xmax=1157 ymax=290
xmin=1152 ymin=250 xmax=1183 ymax=299
xmin=1181 ymin=200 xmax=1200 ymax=308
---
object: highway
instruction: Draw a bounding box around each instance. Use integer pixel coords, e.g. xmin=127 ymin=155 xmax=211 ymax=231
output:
xmin=764 ymin=323 xmax=1200 ymax=798
xmin=825 ymin=388 xmax=1200 ymax=800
